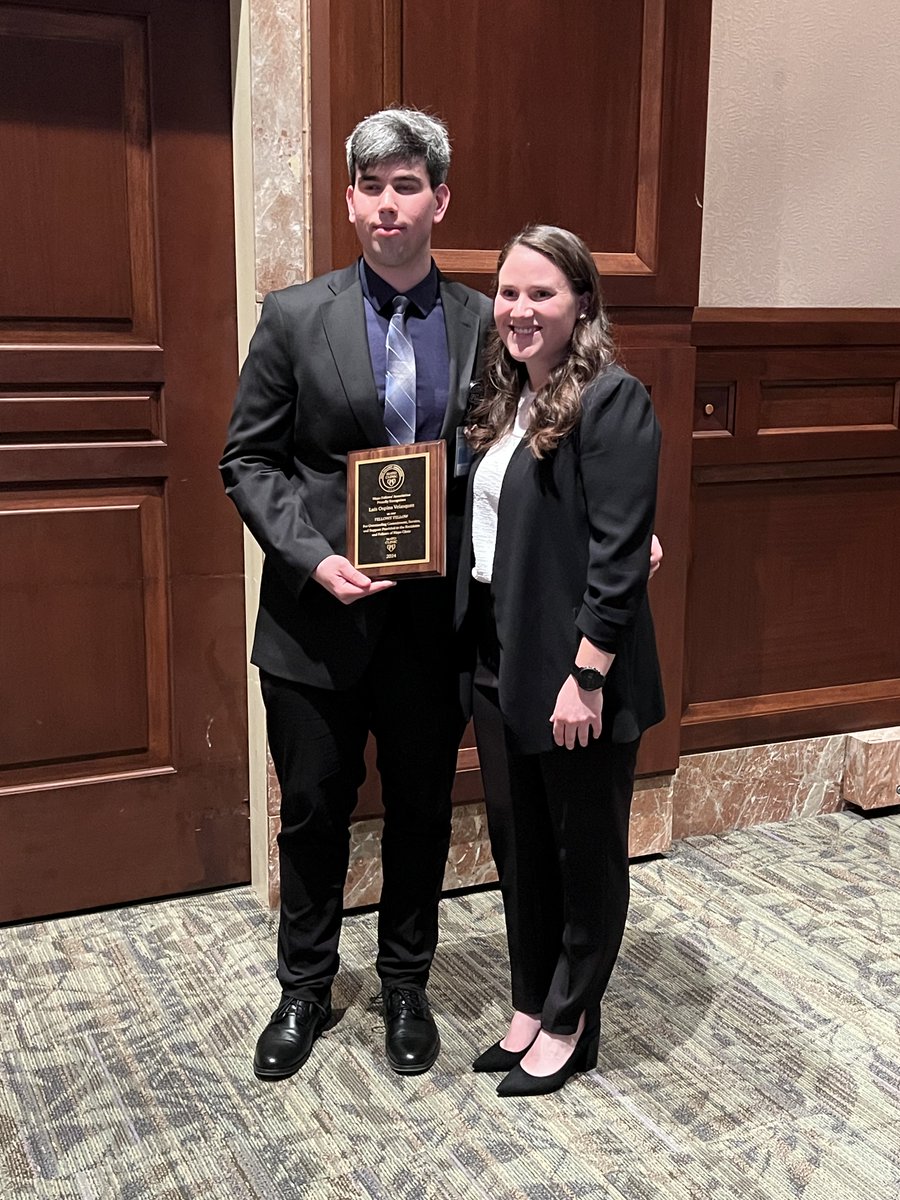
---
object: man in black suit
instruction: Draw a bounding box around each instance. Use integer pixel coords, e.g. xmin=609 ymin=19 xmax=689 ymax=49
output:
xmin=220 ymin=108 xmax=493 ymax=1080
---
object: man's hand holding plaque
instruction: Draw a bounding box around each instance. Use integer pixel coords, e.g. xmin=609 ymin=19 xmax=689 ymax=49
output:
xmin=346 ymin=441 xmax=446 ymax=579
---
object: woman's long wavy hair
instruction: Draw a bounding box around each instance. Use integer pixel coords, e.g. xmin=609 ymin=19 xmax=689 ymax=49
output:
xmin=466 ymin=225 xmax=617 ymax=458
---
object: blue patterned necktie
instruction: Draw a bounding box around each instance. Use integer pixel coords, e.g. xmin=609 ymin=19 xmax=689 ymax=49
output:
xmin=384 ymin=295 xmax=416 ymax=445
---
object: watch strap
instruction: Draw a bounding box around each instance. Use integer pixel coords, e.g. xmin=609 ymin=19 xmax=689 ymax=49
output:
xmin=571 ymin=665 xmax=606 ymax=691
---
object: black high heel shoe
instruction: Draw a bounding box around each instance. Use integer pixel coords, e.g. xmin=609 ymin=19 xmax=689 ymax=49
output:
xmin=495 ymin=1022 xmax=600 ymax=1097
xmin=472 ymin=1032 xmax=538 ymax=1073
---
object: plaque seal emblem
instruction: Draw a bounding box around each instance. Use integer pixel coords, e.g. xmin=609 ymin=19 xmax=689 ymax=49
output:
xmin=378 ymin=463 xmax=405 ymax=492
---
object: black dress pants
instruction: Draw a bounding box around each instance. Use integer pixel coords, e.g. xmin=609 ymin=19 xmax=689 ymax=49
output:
xmin=261 ymin=587 xmax=464 ymax=1002
xmin=473 ymin=681 xmax=639 ymax=1035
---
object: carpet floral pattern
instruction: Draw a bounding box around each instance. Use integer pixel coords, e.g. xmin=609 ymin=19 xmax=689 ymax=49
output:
xmin=1 ymin=810 xmax=899 ymax=1199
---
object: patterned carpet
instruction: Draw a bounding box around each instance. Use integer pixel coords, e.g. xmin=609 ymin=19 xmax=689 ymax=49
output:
xmin=1 ymin=809 xmax=899 ymax=1200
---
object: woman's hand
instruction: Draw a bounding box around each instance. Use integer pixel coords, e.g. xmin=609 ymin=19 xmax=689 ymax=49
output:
xmin=550 ymin=675 xmax=603 ymax=749
xmin=650 ymin=534 xmax=663 ymax=578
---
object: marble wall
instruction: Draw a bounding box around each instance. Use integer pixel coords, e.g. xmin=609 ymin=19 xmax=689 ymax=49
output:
xmin=235 ymin=0 xmax=312 ymax=902
xmin=843 ymin=727 xmax=900 ymax=812
xmin=247 ymin=0 xmax=310 ymax=298
xmin=671 ymin=735 xmax=847 ymax=842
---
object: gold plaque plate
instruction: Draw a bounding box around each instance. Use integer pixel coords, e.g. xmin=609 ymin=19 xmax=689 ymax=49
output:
xmin=346 ymin=440 xmax=446 ymax=579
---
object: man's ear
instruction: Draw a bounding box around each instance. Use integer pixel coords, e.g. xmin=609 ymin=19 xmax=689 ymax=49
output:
xmin=346 ymin=185 xmax=356 ymax=223
xmin=432 ymin=183 xmax=451 ymax=225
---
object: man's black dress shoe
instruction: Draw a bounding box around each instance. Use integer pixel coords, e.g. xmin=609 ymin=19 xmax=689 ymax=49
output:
xmin=253 ymin=995 xmax=332 ymax=1081
xmin=381 ymin=985 xmax=440 ymax=1075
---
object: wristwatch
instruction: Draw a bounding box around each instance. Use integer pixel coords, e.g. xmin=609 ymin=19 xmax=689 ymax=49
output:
xmin=571 ymin=665 xmax=606 ymax=691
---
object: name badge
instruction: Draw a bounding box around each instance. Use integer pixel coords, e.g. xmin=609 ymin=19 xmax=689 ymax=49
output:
xmin=454 ymin=426 xmax=474 ymax=478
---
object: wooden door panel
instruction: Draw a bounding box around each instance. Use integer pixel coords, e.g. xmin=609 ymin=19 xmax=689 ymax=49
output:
xmin=0 ymin=488 xmax=169 ymax=783
xmin=0 ymin=389 xmax=161 ymax=441
xmin=0 ymin=7 xmax=155 ymax=337
xmin=0 ymin=494 xmax=158 ymax=770
xmin=0 ymin=0 xmax=248 ymax=922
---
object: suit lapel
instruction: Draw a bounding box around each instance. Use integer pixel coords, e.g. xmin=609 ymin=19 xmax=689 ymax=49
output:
xmin=321 ymin=271 xmax=387 ymax=447
xmin=440 ymin=281 xmax=482 ymax=440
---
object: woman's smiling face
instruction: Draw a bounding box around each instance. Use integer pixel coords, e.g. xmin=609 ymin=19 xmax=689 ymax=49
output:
xmin=493 ymin=244 xmax=583 ymax=389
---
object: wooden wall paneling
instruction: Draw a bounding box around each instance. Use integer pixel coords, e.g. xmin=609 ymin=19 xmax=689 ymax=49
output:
xmin=757 ymin=381 xmax=897 ymax=432
xmin=404 ymin=1 xmax=647 ymax=255
xmin=0 ymin=0 xmax=248 ymax=922
xmin=684 ymin=463 xmax=900 ymax=749
xmin=618 ymin=341 xmax=695 ymax=775
xmin=693 ymin=348 xmax=900 ymax=468
xmin=684 ymin=313 xmax=900 ymax=752
xmin=310 ymin=0 xmax=385 ymax=276
xmin=694 ymin=382 xmax=734 ymax=436
xmin=692 ymin=308 xmax=900 ymax=347
xmin=310 ymin=0 xmax=714 ymax=307
xmin=309 ymin=0 xmax=709 ymax=807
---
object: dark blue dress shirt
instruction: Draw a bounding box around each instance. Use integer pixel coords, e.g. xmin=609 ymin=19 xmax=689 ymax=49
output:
xmin=359 ymin=258 xmax=450 ymax=442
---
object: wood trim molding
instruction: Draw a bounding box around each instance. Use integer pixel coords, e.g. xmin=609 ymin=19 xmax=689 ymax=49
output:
xmin=309 ymin=0 xmax=335 ymax=279
xmin=382 ymin=0 xmax=401 ymax=106
xmin=433 ymin=250 xmax=655 ymax=277
xmin=692 ymin=308 xmax=900 ymax=346
xmin=682 ymin=684 xmax=900 ymax=755
xmin=634 ymin=0 xmax=666 ymax=272
xmin=684 ymin=678 xmax=900 ymax=726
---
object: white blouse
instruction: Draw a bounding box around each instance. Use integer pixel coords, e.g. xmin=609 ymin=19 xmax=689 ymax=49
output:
xmin=471 ymin=387 xmax=534 ymax=584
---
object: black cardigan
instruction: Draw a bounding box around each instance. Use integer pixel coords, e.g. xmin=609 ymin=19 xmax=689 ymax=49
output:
xmin=455 ymin=365 xmax=665 ymax=754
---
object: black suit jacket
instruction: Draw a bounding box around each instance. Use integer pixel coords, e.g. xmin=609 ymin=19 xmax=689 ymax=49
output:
xmin=221 ymin=262 xmax=494 ymax=689
xmin=455 ymin=366 xmax=666 ymax=753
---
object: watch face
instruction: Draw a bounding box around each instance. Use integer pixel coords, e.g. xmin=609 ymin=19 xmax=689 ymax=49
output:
xmin=575 ymin=667 xmax=605 ymax=691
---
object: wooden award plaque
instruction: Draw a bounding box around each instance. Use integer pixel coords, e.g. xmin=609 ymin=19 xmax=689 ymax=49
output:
xmin=346 ymin=441 xmax=446 ymax=579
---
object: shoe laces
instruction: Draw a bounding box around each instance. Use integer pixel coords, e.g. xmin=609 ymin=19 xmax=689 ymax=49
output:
xmin=377 ymin=987 xmax=429 ymax=1019
xmin=274 ymin=996 xmax=326 ymax=1021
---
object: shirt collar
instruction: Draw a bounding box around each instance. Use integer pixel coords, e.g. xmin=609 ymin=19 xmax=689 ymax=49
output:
xmin=359 ymin=257 xmax=440 ymax=317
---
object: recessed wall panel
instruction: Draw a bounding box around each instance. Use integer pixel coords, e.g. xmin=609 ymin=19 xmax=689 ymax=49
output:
xmin=687 ymin=471 xmax=900 ymax=705
xmin=0 ymin=8 xmax=156 ymax=338
xmin=313 ymin=0 xmax=711 ymax=304
xmin=0 ymin=389 xmax=161 ymax=443
xmin=0 ymin=491 xmax=168 ymax=775
xmin=758 ymin=381 xmax=898 ymax=433
xmin=405 ymin=0 xmax=644 ymax=252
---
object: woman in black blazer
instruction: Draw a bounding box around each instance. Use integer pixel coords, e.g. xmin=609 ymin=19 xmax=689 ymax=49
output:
xmin=456 ymin=225 xmax=665 ymax=1096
